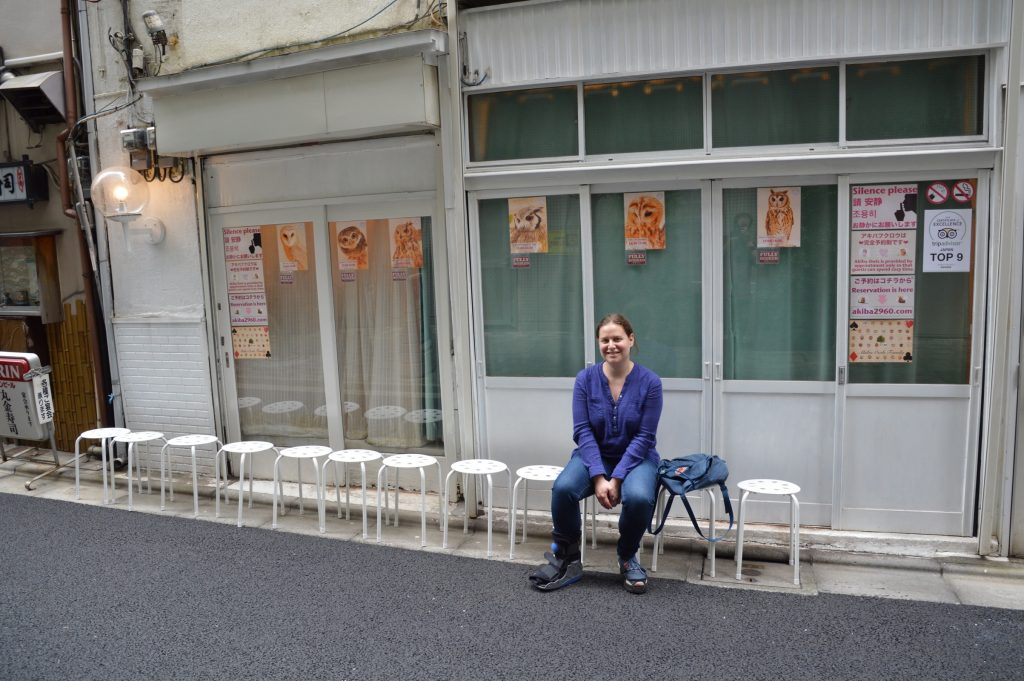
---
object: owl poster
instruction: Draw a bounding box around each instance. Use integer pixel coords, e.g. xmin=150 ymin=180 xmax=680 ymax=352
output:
xmin=389 ymin=218 xmax=424 ymax=269
xmin=276 ymin=223 xmax=310 ymax=271
xmin=624 ymin=192 xmax=666 ymax=251
xmin=332 ymin=221 xmax=369 ymax=271
xmin=508 ymin=196 xmax=548 ymax=254
xmin=757 ymin=187 xmax=801 ymax=248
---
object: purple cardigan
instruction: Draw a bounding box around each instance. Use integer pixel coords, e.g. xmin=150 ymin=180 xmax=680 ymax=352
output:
xmin=572 ymin=362 xmax=663 ymax=480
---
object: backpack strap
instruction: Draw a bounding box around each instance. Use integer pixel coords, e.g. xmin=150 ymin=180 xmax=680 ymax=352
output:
xmin=649 ymin=482 xmax=735 ymax=543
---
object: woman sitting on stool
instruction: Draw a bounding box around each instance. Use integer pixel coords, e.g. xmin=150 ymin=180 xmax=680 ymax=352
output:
xmin=529 ymin=313 xmax=662 ymax=594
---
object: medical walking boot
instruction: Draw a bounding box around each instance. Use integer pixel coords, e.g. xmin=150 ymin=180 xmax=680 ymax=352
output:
xmin=528 ymin=540 xmax=582 ymax=591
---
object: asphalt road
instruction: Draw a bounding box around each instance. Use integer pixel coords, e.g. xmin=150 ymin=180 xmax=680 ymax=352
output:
xmin=2 ymin=492 xmax=1023 ymax=681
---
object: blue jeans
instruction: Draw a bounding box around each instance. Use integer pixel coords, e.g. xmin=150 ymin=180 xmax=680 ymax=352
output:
xmin=550 ymin=452 xmax=658 ymax=559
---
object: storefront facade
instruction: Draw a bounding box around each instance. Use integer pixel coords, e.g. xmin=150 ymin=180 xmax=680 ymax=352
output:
xmin=458 ymin=0 xmax=1022 ymax=546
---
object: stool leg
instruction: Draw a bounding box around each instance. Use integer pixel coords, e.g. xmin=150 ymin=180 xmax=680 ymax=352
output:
xmin=436 ymin=464 xmax=444 ymax=528
xmin=237 ymin=452 xmax=247 ymax=528
xmin=145 ymin=442 xmax=152 ymax=495
xmin=248 ymin=454 xmax=255 ymax=509
xmin=364 ymin=462 xmax=372 ymax=536
xmin=74 ymin=437 xmax=85 ymax=501
xmin=312 ymin=459 xmax=323 ymax=532
xmin=376 ymin=466 xmax=386 ymax=543
xmin=297 ymin=458 xmax=304 ymax=515
xmin=419 ymin=467 xmax=427 ymax=548
xmin=462 ymin=472 xmax=470 ymax=536
xmin=159 ymin=444 xmax=169 ymax=510
xmin=332 ymin=461 xmax=342 ymax=519
xmin=127 ymin=443 xmax=136 ymax=511
xmin=486 ymin=473 xmax=494 ymax=558
xmin=344 ymin=462 xmax=351 ymax=520
xmin=652 ymin=490 xmax=661 ymax=573
xmin=100 ymin=438 xmax=111 ymax=504
xmin=320 ymin=460 xmax=329 ymax=534
xmin=108 ymin=439 xmax=118 ymax=501
xmin=270 ymin=454 xmax=282 ymax=528
xmin=708 ymin=488 xmax=717 ymax=579
xmin=509 ymin=477 xmax=522 ymax=559
xmin=214 ymin=449 xmax=223 ymax=518
xmin=272 ymin=454 xmax=282 ymax=529
xmin=190 ymin=446 xmax=199 ymax=518
xmin=522 ymin=480 xmax=529 ymax=543
xmin=735 ymin=490 xmax=749 ymax=581
xmin=590 ymin=496 xmax=597 ymax=549
xmin=791 ymin=494 xmax=800 ymax=586
xmin=579 ymin=498 xmax=586 ymax=566
xmin=442 ymin=469 xmax=456 ymax=549
xmin=390 ymin=468 xmax=398 ymax=528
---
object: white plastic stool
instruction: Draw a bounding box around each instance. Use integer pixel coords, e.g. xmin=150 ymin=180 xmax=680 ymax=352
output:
xmin=442 ymin=459 xmax=511 ymax=558
xmin=159 ymin=435 xmax=221 ymax=517
xmin=734 ymin=479 xmax=801 ymax=585
xmin=214 ymin=441 xmax=278 ymax=527
xmin=74 ymin=427 xmax=129 ymax=504
xmin=321 ymin=449 xmax=383 ymax=538
xmin=272 ymin=445 xmax=331 ymax=530
xmin=509 ymin=465 xmax=591 ymax=565
xmin=376 ymin=453 xmax=443 ymax=547
xmin=113 ymin=431 xmax=166 ymax=511
xmin=649 ymin=487 xmax=720 ymax=575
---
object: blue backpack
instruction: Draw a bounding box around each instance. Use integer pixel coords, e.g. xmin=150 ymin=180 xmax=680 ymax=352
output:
xmin=649 ymin=454 xmax=734 ymax=542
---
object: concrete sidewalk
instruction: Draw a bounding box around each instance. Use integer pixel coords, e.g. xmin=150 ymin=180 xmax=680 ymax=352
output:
xmin=3 ymin=445 xmax=1024 ymax=610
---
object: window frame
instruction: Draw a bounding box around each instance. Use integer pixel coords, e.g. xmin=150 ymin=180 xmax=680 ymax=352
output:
xmin=461 ymin=51 xmax=991 ymax=167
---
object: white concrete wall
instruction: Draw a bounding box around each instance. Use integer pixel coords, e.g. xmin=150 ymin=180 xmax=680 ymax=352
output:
xmin=81 ymin=1 xmax=441 ymax=469
xmin=0 ymin=0 xmax=62 ymax=60
xmin=124 ymin=0 xmax=430 ymax=76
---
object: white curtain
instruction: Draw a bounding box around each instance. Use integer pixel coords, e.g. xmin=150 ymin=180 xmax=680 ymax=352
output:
xmin=335 ymin=219 xmax=425 ymax=448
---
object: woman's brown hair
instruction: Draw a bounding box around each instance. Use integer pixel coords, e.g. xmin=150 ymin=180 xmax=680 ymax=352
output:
xmin=595 ymin=312 xmax=635 ymax=339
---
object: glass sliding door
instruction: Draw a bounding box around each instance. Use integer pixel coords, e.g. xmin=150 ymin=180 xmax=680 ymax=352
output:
xmin=327 ymin=213 xmax=443 ymax=452
xmin=216 ymin=210 xmax=329 ymax=450
xmin=839 ymin=175 xmax=986 ymax=535
xmin=713 ymin=180 xmax=840 ymax=526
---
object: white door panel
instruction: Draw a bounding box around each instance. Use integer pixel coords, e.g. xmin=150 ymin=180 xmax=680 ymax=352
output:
xmin=842 ymin=393 xmax=972 ymax=534
xmin=719 ymin=389 xmax=835 ymax=526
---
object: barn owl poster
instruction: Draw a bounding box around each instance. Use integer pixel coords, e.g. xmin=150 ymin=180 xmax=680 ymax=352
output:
xmin=276 ymin=223 xmax=310 ymax=271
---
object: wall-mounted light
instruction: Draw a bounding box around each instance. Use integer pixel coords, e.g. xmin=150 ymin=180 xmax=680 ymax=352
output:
xmin=89 ymin=166 xmax=165 ymax=249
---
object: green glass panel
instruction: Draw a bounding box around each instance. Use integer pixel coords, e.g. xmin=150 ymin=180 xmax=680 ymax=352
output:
xmin=468 ymin=87 xmax=578 ymax=161
xmin=849 ymin=181 xmax=974 ymax=385
xmin=584 ymin=77 xmax=704 ymax=155
xmin=479 ymin=195 xmax=584 ymax=376
xmin=591 ymin=191 xmax=702 ymax=378
xmin=847 ymin=57 xmax=984 ymax=141
xmin=712 ymin=67 xmax=839 ymax=148
xmin=723 ymin=185 xmax=838 ymax=380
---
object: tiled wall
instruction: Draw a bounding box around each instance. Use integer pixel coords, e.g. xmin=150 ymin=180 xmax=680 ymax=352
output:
xmin=113 ymin=319 xmax=218 ymax=475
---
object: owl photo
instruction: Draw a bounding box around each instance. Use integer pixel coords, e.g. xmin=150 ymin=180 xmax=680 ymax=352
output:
xmin=756 ymin=187 xmax=801 ymax=248
xmin=507 ymin=196 xmax=549 ymax=254
xmin=334 ymin=221 xmax=369 ymax=271
xmin=624 ymin=192 xmax=666 ymax=251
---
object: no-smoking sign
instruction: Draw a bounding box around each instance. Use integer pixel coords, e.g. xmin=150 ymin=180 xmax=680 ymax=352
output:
xmin=926 ymin=182 xmax=948 ymax=204
xmin=952 ymin=180 xmax=974 ymax=203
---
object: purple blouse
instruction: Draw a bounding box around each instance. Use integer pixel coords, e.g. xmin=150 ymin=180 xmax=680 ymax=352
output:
xmin=572 ymin=362 xmax=663 ymax=480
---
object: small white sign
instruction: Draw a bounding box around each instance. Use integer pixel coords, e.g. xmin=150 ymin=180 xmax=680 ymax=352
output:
xmin=0 ymin=166 xmax=27 ymax=202
xmin=923 ymin=209 xmax=972 ymax=272
xmin=32 ymin=374 xmax=53 ymax=424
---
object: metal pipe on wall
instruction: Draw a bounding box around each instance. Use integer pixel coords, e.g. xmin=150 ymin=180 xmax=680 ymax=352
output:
xmin=58 ymin=0 xmax=110 ymax=428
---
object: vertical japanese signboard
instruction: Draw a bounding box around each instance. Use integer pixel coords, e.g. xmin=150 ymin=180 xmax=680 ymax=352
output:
xmin=849 ymin=184 xmax=918 ymax=363
xmin=0 ymin=352 xmax=53 ymax=441
xmin=224 ymin=226 xmax=271 ymax=359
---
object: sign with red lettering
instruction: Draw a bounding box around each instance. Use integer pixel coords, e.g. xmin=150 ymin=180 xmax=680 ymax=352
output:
xmin=0 ymin=353 xmax=52 ymax=440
